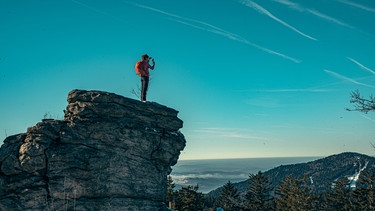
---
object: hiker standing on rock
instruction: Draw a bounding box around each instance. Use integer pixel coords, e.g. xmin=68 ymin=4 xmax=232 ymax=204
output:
xmin=135 ymin=54 xmax=155 ymax=102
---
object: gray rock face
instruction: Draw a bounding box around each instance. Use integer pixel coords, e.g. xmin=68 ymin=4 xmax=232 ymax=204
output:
xmin=0 ymin=90 xmax=186 ymax=210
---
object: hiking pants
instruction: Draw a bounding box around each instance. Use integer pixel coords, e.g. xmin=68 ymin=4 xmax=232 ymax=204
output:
xmin=141 ymin=76 xmax=149 ymax=101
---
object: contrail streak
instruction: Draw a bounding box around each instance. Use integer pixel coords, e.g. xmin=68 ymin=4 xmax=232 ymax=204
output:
xmin=273 ymin=0 xmax=353 ymax=28
xmin=347 ymin=57 xmax=375 ymax=75
xmin=193 ymin=128 xmax=268 ymax=141
xmin=126 ymin=1 xmax=301 ymax=63
xmin=307 ymin=10 xmax=353 ymax=28
xmin=130 ymin=3 xmax=241 ymax=41
xmin=361 ymin=115 xmax=375 ymax=124
xmin=71 ymin=0 xmax=124 ymax=22
xmin=337 ymin=0 xmax=375 ymax=13
xmin=240 ymin=0 xmax=317 ymax=41
xmin=257 ymin=88 xmax=330 ymax=93
xmin=324 ymin=69 xmax=375 ymax=88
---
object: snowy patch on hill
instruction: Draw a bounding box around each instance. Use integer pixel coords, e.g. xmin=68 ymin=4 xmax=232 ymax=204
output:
xmin=348 ymin=160 xmax=369 ymax=189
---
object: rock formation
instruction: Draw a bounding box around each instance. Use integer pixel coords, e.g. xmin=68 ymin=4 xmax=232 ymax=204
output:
xmin=0 ymin=90 xmax=186 ymax=210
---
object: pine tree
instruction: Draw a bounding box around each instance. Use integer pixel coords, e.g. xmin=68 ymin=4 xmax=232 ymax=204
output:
xmin=275 ymin=175 xmax=313 ymax=211
xmin=323 ymin=177 xmax=353 ymax=211
xmin=216 ymin=181 xmax=240 ymax=211
xmin=352 ymin=170 xmax=375 ymax=210
xmin=174 ymin=185 xmax=204 ymax=211
xmin=244 ymin=171 xmax=274 ymax=210
xmin=166 ymin=176 xmax=176 ymax=209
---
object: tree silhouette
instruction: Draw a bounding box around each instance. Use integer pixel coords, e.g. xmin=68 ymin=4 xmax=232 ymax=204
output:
xmin=216 ymin=181 xmax=240 ymax=211
xmin=275 ymin=176 xmax=313 ymax=211
xmin=166 ymin=176 xmax=176 ymax=209
xmin=347 ymin=90 xmax=375 ymax=113
xmin=352 ymin=170 xmax=375 ymax=210
xmin=244 ymin=171 xmax=274 ymax=210
xmin=323 ymin=177 xmax=353 ymax=211
xmin=174 ymin=185 xmax=204 ymax=211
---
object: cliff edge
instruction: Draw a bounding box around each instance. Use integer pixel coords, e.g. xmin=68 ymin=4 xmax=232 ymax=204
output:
xmin=0 ymin=90 xmax=186 ymax=210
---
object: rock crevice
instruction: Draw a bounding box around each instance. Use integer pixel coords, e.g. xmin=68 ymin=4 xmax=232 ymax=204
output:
xmin=0 ymin=90 xmax=186 ymax=210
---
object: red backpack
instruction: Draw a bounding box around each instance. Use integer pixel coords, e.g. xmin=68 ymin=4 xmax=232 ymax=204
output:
xmin=135 ymin=61 xmax=143 ymax=76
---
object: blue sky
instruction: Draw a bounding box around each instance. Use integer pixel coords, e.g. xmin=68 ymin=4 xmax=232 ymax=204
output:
xmin=1 ymin=0 xmax=375 ymax=160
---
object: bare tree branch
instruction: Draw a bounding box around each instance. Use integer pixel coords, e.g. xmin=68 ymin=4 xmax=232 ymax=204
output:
xmin=346 ymin=90 xmax=375 ymax=113
xmin=131 ymin=84 xmax=141 ymax=99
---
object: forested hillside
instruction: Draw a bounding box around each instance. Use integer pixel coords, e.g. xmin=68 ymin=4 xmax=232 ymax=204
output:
xmin=210 ymin=152 xmax=375 ymax=197
xmin=167 ymin=152 xmax=375 ymax=210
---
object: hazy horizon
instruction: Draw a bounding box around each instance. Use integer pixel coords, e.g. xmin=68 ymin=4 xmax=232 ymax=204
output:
xmin=178 ymin=155 xmax=324 ymax=161
xmin=171 ymin=156 xmax=323 ymax=193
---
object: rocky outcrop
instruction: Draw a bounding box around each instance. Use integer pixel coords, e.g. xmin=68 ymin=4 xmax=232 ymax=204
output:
xmin=0 ymin=90 xmax=186 ymax=210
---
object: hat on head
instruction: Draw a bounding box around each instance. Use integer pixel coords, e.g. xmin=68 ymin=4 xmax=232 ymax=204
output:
xmin=142 ymin=54 xmax=149 ymax=59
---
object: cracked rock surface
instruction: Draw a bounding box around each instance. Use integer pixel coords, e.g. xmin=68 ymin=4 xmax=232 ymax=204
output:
xmin=0 ymin=90 xmax=186 ymax=210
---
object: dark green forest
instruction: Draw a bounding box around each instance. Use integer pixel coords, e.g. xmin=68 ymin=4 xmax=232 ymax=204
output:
xmin=166 ymin=168 xmax=375 ymax=211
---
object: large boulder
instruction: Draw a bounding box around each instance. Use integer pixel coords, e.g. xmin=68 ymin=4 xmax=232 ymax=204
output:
xmin=0 ymin=90 xmax=186 ymax=210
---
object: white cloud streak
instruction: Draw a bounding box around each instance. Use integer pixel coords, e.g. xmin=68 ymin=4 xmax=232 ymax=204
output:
xmin=246 ymin=97 xmax=281 ymax=108
xmin=71 ymin=0 xmax=124 ymax=22
xmin=240 ymin=0 xmax=317 ymax=41
xmin=126 ymin=1 xmax=301 ymax=63
xmin=193 ymin=128 xmax=268 ymax=141
xmin=337 ymin=0 xmax=375 ymax=13
xmin=324 ymin=69 xmax=375 ymax=88
xmin=307 ymin=10 xmax=353 ymax=28
xmin=257 ymin=88 xmax=331 ymax=93
xmin=347 ymin=57 xmax=375 ymax=75
xmin=236 ymin=87 xmax=334 ymax=94
xmin=361 ymin=115 xmax=375 ymax=124
xmin=273 ymin=0 xmax=353 ymax=28
xmin=170 ymin=173 xmax=248 ymax=184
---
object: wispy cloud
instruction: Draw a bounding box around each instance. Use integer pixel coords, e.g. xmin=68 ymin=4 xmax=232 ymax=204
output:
xmin=170 ymin=172 xmax=249 ymax=186
xmin=240 ymin=0 xmax=317 ymax=41
xmin=171 ymin=173 xmax=248 ymax=182
xmin=273 ymin=0 xmax=353 ymax=28
xmin=126 ymin=1 xmax=301 ymax=63
xmin=236 ymin=87 xmax=333 ymax=93
xmin=336 ymin=0 xmax=375 ymax=13
xmin=246 ymin=97 xmax=282 ymax=108
xmin=361 ymin=115 xmax=375 ymax=124
xmin=71 ymin=0 xmax=124 ymax=22
xmin=193 ymin=128 xmax=268 ymax=141
xmin=324 ymin=69 xmax=375 ymax=88
xmin=347 ymin=57 xmax=375 ymax=75
xmin=308 ymin=10 xmax=353 ymax=28
xmin=257 ymin=88 xmax=331 ymax=93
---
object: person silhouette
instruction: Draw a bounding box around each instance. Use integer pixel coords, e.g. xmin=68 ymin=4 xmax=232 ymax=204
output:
xmin=135 ymin=54 xmax=155 ymax=102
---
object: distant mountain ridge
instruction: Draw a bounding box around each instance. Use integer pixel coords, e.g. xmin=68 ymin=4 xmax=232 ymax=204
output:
xmin=209 ymin=152 xmax=375 ymax=196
